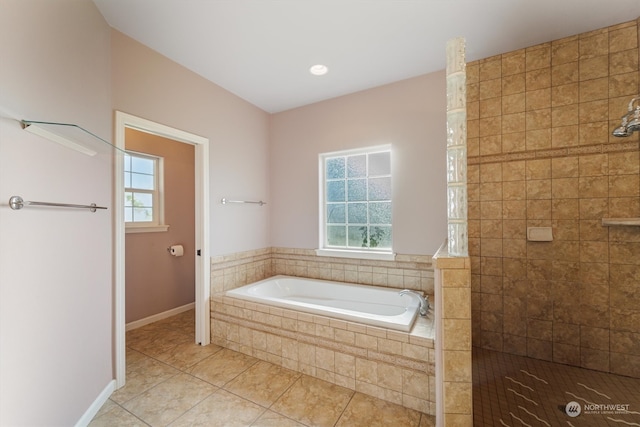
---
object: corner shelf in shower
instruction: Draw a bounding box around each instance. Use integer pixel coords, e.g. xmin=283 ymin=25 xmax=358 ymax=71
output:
xmin=601 ymin=218 xmax=640 ymax=226
xmin=21 ymin=120 xmax=123 ymax=156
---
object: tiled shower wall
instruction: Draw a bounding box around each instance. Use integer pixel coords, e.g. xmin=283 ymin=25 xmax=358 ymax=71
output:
xmin=468 ymin=18 xmax=640 ymax=378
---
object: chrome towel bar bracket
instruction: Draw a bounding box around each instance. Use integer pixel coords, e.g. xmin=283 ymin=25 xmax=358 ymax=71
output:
xmin=9 ymin=196 xmax=107 ymax=212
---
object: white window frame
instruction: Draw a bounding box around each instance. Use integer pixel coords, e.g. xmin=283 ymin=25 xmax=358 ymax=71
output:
xmin=124 ymin=150 xmax=169 ymax=233
xmin=317 ymin=144 xmax=395 ymax=261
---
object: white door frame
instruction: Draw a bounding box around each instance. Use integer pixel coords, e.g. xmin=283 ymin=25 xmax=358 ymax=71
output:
xmin=114 ymin=111 xmax=210 ymax=388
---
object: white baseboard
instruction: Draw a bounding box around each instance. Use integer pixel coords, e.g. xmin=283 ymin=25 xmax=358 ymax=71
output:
xmin=126 ymin=302 xmax=195 ymax=331
xmin=75 ymin=379 xmax=115 ymax=427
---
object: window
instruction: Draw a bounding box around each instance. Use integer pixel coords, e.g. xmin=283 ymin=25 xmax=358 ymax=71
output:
xmin=124 ymin=151 xmax=168 ymax=232
xmin=318 ymin=145 xmax=393 ymax=260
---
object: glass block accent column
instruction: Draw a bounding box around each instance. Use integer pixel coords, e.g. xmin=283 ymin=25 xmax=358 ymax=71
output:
xmin=445 ymin=37 xmax=468 ymax=257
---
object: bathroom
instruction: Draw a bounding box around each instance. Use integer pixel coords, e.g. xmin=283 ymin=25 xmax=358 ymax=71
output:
xmin=0 ymin=1 xmax=639 ymax=426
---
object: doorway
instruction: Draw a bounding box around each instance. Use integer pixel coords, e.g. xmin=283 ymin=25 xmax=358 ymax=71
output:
xmin=114 ymin=111 xmax=210 ymax=389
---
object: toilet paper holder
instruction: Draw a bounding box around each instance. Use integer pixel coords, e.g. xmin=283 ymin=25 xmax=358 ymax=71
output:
xmin=167 ymin=245 xmax=184 ymax=256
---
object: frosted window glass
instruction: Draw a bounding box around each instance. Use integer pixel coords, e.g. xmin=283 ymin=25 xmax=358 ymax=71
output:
xmin=369 ymin=151 xmax=390 ymax=176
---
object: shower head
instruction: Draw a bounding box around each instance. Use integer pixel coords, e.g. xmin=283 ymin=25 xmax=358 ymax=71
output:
xmin=612 ymin=96 xmax=640 ymax=137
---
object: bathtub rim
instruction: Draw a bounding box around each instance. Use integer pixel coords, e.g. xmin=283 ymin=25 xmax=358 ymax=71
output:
xmin=224 ymin=274 xmax=422 ymax=332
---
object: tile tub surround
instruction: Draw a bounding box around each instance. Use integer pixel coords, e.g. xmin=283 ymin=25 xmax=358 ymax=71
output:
xmin=467 ymin=19 xmax=640 ymax=377
xmin=211 ymin=247 xmax=435 ymax=295
xmin=211 ymin=294 xmax=436 ymax=415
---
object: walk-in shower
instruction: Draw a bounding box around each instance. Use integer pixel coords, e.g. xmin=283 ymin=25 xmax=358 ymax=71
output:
xmin=612 ymin=96 xmax=640 ymax=137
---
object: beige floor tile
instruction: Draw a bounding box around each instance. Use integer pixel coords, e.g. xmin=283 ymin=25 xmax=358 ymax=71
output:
xmin=88 ymin=403 xmax=146 ymax=427
xmin=169 ymin=389 xmax=264 ymax=427
xmin=129 ymin=328 xmax=193 ymax=358
xmin=336 ymin=392 xmax=421 ymax=427
xmin=123 ymin=373 xmax=217 ymax=426
xmin=271 ymin=375 xmax=354 ymax=427
xmin=251 ymin=410 xmax=306 ymax=427
xmin=224 ymin=360 xmax=300 ymax=406
xmin=188 ymin=348 xmax=259 ymax=387
xmin=111 ymin=357 xmax=180 ymax=404
xmin=155 ymin=341 xmax=223 ymax=371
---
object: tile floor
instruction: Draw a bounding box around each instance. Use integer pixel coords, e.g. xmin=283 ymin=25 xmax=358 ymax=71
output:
xmin=473 ymin=347 xmax=640 ymax=426
xmin=90 ymin=310 xmax=436 ymax=427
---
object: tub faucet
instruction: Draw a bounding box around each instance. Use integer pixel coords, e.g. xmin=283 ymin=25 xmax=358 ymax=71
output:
xmin=399 ymin=289 xmax=429 ymax=317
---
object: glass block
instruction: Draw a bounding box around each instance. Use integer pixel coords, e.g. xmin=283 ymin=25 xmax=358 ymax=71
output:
xmin=447 ymin=111 xmax=467 ymax=147
xmin=326 ymin=157 xmax=345 ymax=179
xmin=446 ymin=37 xmax=466 ymax=74
xmin=447 ymin=185 xmax=467 ymax=220
xmin=446 ymin=74 xmax=466 ymax=112
xmin=448 ymin=223 xmax=468 ymax=257
xmin=347 ymin=155 xmax=366 ymax=178
xmin=447 ymin=146 xmax=467 ymax=184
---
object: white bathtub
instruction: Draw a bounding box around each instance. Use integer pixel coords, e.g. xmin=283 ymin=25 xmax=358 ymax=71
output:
xmin=225 ymin=275 xmax=421 ymax=332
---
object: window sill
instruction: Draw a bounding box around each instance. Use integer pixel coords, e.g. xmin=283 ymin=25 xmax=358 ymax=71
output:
xmin=125 ymin=224 xmax=170 ymax=234
xmin=315 ymin=248 xmax=396 ymax=261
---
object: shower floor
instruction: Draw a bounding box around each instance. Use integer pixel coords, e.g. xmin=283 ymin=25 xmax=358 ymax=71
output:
xmin=473 ymin=347 xmax=640 ymax=426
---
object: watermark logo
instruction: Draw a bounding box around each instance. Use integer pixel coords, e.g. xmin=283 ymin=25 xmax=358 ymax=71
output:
xmin=565 ymin=401 xmax=581 ymax=417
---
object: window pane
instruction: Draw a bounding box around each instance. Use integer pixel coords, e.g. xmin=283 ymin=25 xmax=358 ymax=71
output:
xmin=347 ymin=203 xmax=367 ymax=224
xmin=133 ymin=192 xmax=153 ymax=207
xmin=133 ymin=207 xmax=153 ymax=222
xmin=326 ymin=157 xmax=345 ymax=179
xmin=369 ymin=151 xmax=390 ymax=176
xmin=124 ymin=207 xmax=133 ymax=222
xmin=326 ymin=180 xmax=345 ymax=202
xmin=347 ymin=155 xmax=366 ymax=178
xmin=327 ymin=225 xmax=346 ymax=246
xmin=124 ymin=153 xmax=132 ymax=172
xmin=124 ymin=191 xmax=134 ymax=208
xmin=131 ymin=156 xmax=154 ymax=174
xmin=369 ymin=226 xmax=392 ymax=249
xmin=327 ymin=203 xmax=345 ymax=224
xmin=347 ymin=179 xmax=366 ymax=201
xmin=124 ymin=171 xmax=132 ymax=187
xmin=368 ymin=177 xmax=391 ymax=201
xmin=348 ymin=225 xmax=367 ymax=248
xmin=131 ymin=172 xmax=154 ymax=190
xmin=369 ymin=202 xmax=391 ymax=224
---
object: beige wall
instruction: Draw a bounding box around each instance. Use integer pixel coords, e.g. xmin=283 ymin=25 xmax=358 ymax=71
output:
xmin=111 ymin=30 xmax=271 ymax=257
xmin=0 ymin=0 xmax=113 ymax=425
xmin=269 ymin=73 xmax=448 ymax=256
xmin=468 ymin=19 xmax=640 ymax=378
xmin=125 ymin=128 xmax=196 ymax=322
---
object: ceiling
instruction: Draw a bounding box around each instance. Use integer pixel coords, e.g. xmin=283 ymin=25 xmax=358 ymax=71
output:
xmin=93 ymin=0 xmax=640 ymax=113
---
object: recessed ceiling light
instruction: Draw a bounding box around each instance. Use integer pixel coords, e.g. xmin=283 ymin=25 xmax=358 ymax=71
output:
xmin=309 ymin=64 xmax=328 ymax=76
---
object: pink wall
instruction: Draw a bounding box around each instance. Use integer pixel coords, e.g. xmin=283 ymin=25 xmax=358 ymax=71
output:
xmin=269 ymin=73 xmax=448 ymax=255
xmin=111 ymin=31 xmax=271 ymax=257
xmin=0 ymin=0 xmax=113 ymax=425
xmin=125 ymin=128 xmax=196 ymax=323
